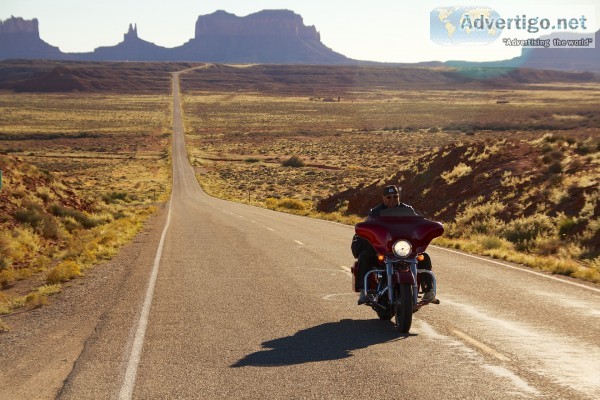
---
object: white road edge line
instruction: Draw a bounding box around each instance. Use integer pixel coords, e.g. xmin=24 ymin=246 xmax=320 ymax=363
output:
xmin=119 ymin=201 xmax=172 ymax=400
xmin=432 ymin=245 xmax=600 ymax=294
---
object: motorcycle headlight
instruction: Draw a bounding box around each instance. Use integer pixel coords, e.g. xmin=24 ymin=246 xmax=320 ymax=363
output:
xmin=392 ymin=240 xmax=412 ymax=258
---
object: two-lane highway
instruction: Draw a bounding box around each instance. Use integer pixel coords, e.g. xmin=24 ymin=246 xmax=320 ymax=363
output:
xmin=10 ymin=70 xmax=600 ymax=399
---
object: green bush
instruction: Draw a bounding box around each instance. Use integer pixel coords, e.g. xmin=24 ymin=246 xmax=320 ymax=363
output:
xmin=501 ymin=215 xmax=556 ymax=246
xmin=282 ymin=155 xmax=305 ymax=168
xmin=478 ymin=235 xmax=506 ymax=250
xmin=102 ymin=191 xmax=130 ymax=203
xmin=50 ymin=204 xmax=101 ymax=229
xmin=15 ymin=206 xmax=44 ymax=227
xmin=454 ymin=201 xmax=505 ymax=233
xmin=558 ymin=217 xmax=577 ymax=236
xmin=548 ymin=161 xmax=563 ymax=174
xmin=15 ymin=204 xmax=64 ymax=239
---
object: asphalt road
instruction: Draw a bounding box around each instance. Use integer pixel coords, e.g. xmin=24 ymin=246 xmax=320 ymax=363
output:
xmin=2 ymin=71 xmax=600 ymax=400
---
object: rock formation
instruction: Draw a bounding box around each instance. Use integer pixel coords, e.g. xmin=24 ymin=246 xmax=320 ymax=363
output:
xmin=0 ymin=16 xmax=62 ymax=59
xmin=0 ymin=13 xmax=598 ymax=71
xmin=84 ymin=22 xmax=171 ymax=61
xmin=195 ymin=10 xmax=320 ymax=41
xmin=0 ymin=11 xmax=350 ymax=64
xmin=174 ymin=10 xmax=349 ymax=63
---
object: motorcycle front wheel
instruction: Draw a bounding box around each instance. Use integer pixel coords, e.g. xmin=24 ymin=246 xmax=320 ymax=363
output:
xmin=395 ymin=283 xmax=413 ymax=333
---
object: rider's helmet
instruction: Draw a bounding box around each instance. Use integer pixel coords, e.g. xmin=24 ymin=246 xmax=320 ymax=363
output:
xmin=382 ymin=185 xmax=402 ymax=202
xmin=382 ymin=185 xmax=399 ymax=197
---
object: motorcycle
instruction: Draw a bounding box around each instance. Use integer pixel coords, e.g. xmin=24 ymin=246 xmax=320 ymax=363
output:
xmin=351 ymin=207 xmax=444 ymax=333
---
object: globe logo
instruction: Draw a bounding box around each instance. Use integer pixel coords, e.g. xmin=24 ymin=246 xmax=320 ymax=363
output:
xmin=430 ymin=6 xmax=503 ymax=45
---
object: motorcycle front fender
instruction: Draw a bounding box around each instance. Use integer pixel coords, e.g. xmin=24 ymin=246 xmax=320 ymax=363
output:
xmin=393 ymin=270 xmax=415 ymax=286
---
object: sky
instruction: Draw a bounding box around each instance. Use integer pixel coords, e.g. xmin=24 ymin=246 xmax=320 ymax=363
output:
xmin=1 ymin=0 xmax=598 ymax=63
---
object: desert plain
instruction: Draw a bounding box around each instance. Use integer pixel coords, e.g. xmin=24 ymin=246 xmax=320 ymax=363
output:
xmin=0 ymin=61 xmax=599 ymax=324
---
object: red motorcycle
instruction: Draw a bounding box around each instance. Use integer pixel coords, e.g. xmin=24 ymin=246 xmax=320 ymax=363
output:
xmin=351 ymin=207 xmax=444 ymax=333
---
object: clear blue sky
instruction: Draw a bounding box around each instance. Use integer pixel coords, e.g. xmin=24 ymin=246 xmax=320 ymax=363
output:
xmin=1 ymin=0 xmax=597 ymax=62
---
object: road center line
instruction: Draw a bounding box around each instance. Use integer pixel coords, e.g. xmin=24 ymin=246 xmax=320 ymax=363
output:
xmin=294 ymin=240 xmax=304 ymax=245
xmin=432 ymin=245 xmax=600 ymax=293
xmin=266 ymin=227 xmax=275 ymax=231
xmin=119 ymin=201 xmax=172 ymax=400
xmin=451 ymin=329 xmax=510 ymax=362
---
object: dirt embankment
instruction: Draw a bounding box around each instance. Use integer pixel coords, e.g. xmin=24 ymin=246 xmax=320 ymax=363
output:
xmin=318 ymin=135 xmax=600 ymax=257
xmin=0 ymin=155 xmax=91 ymax=232
xmin=1 ymin=60 xmax=596 ymax=94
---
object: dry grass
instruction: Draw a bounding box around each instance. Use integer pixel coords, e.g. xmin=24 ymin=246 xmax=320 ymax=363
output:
xmin=46 ymin=260 xmax=82 ymax=284
xmin=182 ymin=86 xmax=598 ymax=203
xmin=1 ymin=63 xmax=598 ymax=320
xmin=0 ymin=92 xmax=172 ymax=316
xmin=181 ymin=79 xmax=600 ymax=283
xmin=0 ymin=318 xmax=9 ymax=332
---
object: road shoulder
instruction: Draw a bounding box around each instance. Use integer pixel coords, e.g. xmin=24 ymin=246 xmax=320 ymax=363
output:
xmin=0 ymin=203 xmax=169 ymax=400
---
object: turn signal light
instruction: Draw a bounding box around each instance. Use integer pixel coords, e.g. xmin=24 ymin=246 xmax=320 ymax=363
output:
xmin=377 ymin=254 xmax=384 ymax=262
xmin=417 ymin=254 xmax=425 ymax=261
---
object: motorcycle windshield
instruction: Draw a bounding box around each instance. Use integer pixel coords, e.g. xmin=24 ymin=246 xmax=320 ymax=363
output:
xmin=355 ymin=211 xmax=444 ymax=256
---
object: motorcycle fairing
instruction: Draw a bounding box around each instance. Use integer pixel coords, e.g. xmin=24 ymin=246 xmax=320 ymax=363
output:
xmin=355 ymin=216 xmax=444 ymax=256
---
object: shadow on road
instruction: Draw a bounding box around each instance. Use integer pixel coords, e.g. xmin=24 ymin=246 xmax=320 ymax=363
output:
xmin=231 ymin=318 xmax=415 ymax=367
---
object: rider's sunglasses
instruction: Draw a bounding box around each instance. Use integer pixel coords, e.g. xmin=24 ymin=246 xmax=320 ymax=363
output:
xmin=385 ymin=195 xmax=399 ymax=199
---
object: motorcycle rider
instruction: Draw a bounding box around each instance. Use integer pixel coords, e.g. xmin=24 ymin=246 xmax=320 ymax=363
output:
xmin=367 ymin=185 xmax=413 ymax=219
xmin=352 ymin=185 xmax=435 ymax=304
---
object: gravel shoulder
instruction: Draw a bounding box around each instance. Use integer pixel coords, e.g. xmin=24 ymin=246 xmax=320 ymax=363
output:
xmin=0 ymin=204 xmax=169 ymax=400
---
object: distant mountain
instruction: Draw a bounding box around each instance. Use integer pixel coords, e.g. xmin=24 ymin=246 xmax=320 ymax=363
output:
xmin=0 ymin=13 xmax=598 ymax=71
xmin=0 ymin=17 xmax=63 ymax=59
xmin=80 ymin=24 xmax=172 ymax=61
xmin=0 ymin=11 xmax=351 ymax=64
xmin=173 ymin=10 xmax=349 ymax=63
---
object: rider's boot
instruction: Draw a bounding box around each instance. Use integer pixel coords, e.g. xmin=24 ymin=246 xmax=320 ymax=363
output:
xmin=422 ymin=290 xmax=436 ymax=302
xmin=357 ymin=290 xmax=368 ymax=305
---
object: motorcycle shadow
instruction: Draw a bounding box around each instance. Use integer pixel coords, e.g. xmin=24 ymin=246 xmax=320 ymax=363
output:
xmin=231 ymin=318 xmax=415 ymax=367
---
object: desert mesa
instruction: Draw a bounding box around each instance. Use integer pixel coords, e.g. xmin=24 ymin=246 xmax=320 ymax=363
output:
xmin=0 ymin=10 xmax=598 ymax=71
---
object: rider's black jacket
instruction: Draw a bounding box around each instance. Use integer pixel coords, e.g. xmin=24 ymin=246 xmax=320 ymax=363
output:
xmin=368 ymin=202 xmax=414 ymax=219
